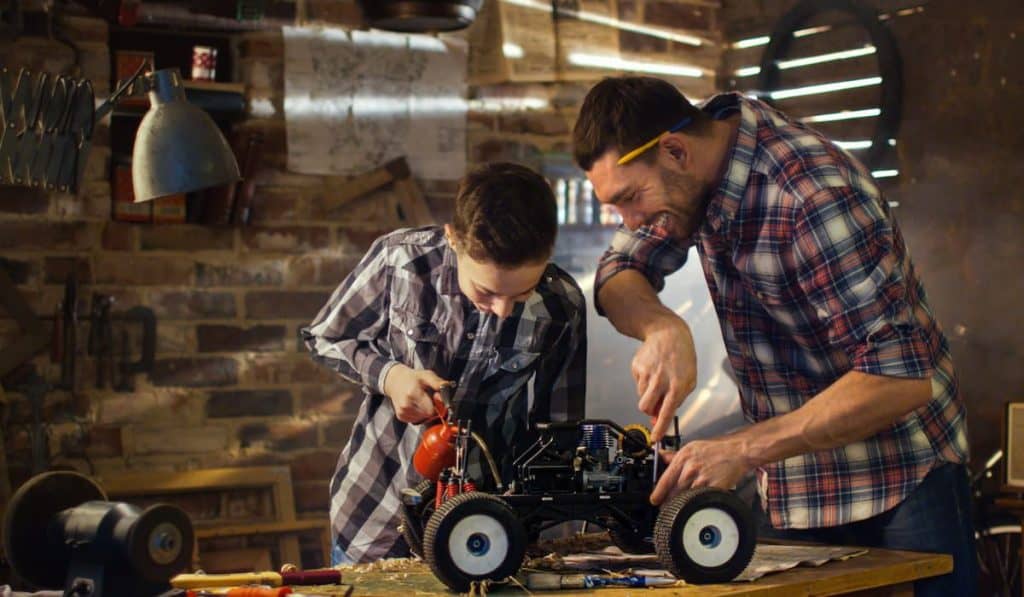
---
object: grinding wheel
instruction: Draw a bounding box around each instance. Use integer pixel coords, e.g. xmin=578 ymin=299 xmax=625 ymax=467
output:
xmin=2 ymin=471 xmax=106 ymax=589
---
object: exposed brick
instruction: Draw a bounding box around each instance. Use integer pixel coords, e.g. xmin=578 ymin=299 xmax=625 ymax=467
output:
xmin=240 ymin=226 xmax=330 ymax=252
xmin=196 ymin=260 xmax=284 ymax=287
xmin=241 ymin=355 xmax=335 ymax=385
xmin=244 ymin=291 xmax=330 ymax=320
xmin=96 ymin=389 xmax=199 ymax=424
xmin=93 ymin=255 xmax=192 ymax=285
xmin=247 ymin=187 xmax=308 ymax=224
xmin=292 ymin=480 xmax=329 ymax=513
xmin=283 ymin=254 xmax=357 ymax=287
xmin=644 ymin=2 xmax=711 ymax=30
xmin=266 ymin=420 xmax=318 ymax=451
xmin=156 ymin=323 xmax=195 ymax=354
xmin=207 ymin=389 xmax=292 ymax=417
xmin=336 ymin=229 xmax=391 ymax=253
xmin=0 ymin=258 xmax=34 ymax=285
xmin=102 ymin=221 xmax=136 ymax=251
xmin=84 ymin=425 xmax=123 ymax=458
xmin=238 ymin=422 xmax=269 ymax=447
xmin=0 ymin=186 xmax=50 ymax=214
xmin=298 ymin=383 xmax=362 ymax=417
xmin=44 ymin=256 xmax=92 ymax=284
xmin=151 ymin=357 xmax=238 ymax=387
xmin=322 ymin=417 xmax=356 ymax=445
xmin=0 ymin=222 xmax=93 ymax=250
xmin=289 ymin=450 xmax=338 ymax=482
xmin=57 ymin=15 xmax=109 ymax=43
xmin=130 ymin=425 xmax=228 ymax=455
xmin=140 ymin=225 xmax=236 ymax=251
xmin=197 ymin=324 xmax=285 ymax=352
xmin=149 ymin=290 xmax=237 ymax=320
xmin=53 ymin=181 xmax=110 ymax=220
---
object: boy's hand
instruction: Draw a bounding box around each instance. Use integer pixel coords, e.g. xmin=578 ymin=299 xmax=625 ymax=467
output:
xmin=383 ymin=364 xmax=448 ymax=424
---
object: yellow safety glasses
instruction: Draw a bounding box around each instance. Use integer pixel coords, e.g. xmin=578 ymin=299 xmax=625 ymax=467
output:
xmin=616 ymin=116 xmax=693 ymax=166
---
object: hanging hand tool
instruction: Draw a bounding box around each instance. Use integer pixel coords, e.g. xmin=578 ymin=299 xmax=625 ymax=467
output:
xmin=59 ymin=272 xmax=77 ymax=391
xmin=86 ymin=293 xmax=114 ymax=389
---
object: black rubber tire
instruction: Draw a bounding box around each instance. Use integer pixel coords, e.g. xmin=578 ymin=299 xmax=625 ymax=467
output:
xmin=423 ymin=492 xmax=527 ymax=592
xmin=654 ymin=487 xmax=756 ymax=584
xmin=401 ymin=479 xmax=436 ymax=558
xmin=609 ymin=526 xmax=655 ymax=554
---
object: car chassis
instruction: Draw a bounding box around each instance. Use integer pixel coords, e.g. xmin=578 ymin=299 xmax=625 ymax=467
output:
xmin=401 ymin=416 xmax=757 ymax=592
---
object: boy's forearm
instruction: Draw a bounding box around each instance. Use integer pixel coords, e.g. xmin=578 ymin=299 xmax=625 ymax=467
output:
xmin=598 ymin=270 xmax=682 ymax=340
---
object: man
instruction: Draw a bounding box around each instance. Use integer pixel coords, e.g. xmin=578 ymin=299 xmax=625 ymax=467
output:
xmin=572 ymin=76 xmax=973 ymax=594
xmin=302 ymin=162 xmax=586 ymax=564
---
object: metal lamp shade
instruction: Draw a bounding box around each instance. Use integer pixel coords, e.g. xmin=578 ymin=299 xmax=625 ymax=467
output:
xmin=358 ymin=0 xmax=483 ymax=32
xmin=131 ymin=69 xmax=240 ymax=202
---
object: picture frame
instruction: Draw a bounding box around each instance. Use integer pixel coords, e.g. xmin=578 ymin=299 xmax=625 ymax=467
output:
xmin=1003 ymin=403 xmax=1024 ymax=489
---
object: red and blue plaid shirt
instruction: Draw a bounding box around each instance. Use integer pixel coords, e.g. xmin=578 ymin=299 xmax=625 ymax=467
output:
xmin=595 ymin=93 xmax=968 ymax=529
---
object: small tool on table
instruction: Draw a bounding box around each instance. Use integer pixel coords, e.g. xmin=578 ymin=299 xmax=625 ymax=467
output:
xmin=525 ymin=572 xmax=678 ymax=590
xmin=171 ymin=570 xmax=341 ymax=590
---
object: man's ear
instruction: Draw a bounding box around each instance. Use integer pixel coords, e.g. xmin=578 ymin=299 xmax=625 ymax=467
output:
xmin=660 ymin=134 xmax=688 ymax=167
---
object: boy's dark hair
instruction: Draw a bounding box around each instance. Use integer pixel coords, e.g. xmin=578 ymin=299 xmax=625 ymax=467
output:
xmin=572 ymin=76 xmax=709 ymax=171
xmin=452 ymin=162 xmax=557 ymax=266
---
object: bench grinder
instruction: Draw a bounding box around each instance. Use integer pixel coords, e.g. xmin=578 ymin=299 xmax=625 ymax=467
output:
xmin=2 ymin=471 xmax=193 ymax=596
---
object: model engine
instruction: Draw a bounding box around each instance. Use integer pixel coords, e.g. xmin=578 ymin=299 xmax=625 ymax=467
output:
xmin=513 ymin=421 xmax=656 ymax=495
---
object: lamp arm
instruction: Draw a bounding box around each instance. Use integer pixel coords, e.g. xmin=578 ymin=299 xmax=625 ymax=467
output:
xmin=94 ymin=59 xmax=151 ymax=122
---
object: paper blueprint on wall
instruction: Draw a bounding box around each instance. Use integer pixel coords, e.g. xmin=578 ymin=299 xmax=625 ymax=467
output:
xmin=283 ymin=26 xmax=467 ymax=180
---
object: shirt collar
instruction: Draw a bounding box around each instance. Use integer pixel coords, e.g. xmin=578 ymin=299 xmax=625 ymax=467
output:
xmin=702 ymin=92 xmax=759 ymax=233
xmin=439 ymin=240 xmax=461 ymax=296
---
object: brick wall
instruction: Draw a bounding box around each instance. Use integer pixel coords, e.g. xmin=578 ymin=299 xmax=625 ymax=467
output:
xmin=0 ymin=0 xmax=724 ymax=516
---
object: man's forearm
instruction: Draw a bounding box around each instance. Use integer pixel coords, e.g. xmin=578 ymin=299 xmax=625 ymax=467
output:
xmin=598 ymin=270 xmax=683 ymax=340
xmin=736 ymin=370 xmax=933 ymax=468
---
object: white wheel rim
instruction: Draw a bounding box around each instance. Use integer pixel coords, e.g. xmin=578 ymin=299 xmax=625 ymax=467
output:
xmin=681 ymin=507 xmax=741 ymax=568
xmin=447 ymin=513 xmax=510 ymax=575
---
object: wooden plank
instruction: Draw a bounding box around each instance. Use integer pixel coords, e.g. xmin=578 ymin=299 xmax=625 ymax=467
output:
xmin=770 ymin=85 xmax=882 ymax=120
xmin=805 ymin=117 xmax=882 ymax=141
xmin=774 ymin=54 xmax=880 ymax=89
xmin=726 ymin=24 xmax=874 ymax=77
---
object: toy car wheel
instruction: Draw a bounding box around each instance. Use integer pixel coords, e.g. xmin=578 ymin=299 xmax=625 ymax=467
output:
xmin=423 ymin=492 xmax=527 ymax=592
xmin=609 ymin=526 xmax=655 ymax=554
xmin=400 ymin=479 xmax=436 ymax=558
xmin=654 ymin=487 xmax=756 ymax=584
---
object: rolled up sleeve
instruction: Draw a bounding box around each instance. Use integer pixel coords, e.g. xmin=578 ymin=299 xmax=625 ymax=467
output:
xmin=594 ymin=224 xmax=691 ymax=316
xmin=792 ymin=187 xmax=936 ymax=379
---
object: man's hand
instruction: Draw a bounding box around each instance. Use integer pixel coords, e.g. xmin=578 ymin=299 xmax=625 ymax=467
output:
xmin=650 ymin=435 xmax=755 ymax=505
xmin=633 ymin=318 xmax=697 ymax=441
xmin=382 ymin=364 xmax=447 ymax=424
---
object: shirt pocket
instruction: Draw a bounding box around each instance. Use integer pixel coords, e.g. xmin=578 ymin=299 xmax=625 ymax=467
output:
xmin=389 ymin=308 xmax=445 ymax=371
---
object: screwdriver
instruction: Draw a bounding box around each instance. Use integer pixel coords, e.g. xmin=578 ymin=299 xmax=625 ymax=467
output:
xmin=172 ymin=569 xmax=341 ymax=589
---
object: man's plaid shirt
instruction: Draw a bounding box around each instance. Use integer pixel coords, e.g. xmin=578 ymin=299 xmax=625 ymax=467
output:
xmin=303 ymin=226 xmax=586 ymax=562
xmin=596 ymin=93 xmax=968 ymax=530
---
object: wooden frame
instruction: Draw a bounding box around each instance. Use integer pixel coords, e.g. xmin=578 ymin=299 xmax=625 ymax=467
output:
xmin=1004 ymin=403 xmax=1024 ymax=489
xmin=100 ymin=466 xmax=330 ymax=569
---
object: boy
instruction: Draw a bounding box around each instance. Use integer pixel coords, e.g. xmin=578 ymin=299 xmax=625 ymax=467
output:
xmin=302 ymin=162 xmax=587 ymax=564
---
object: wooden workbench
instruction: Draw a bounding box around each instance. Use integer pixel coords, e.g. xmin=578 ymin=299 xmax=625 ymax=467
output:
xmin=299 ymin=547 xmax=950 ymax=596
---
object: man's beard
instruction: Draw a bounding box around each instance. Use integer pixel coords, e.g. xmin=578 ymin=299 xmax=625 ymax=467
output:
xmin=654 ymin=165 xmax=712 ymax=240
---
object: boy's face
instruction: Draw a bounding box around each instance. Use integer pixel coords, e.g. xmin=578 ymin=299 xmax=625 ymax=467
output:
xmin=445 ymin=225 xmax=547 ymax=319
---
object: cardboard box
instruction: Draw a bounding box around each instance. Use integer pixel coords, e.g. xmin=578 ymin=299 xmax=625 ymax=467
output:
xmin=111 ymin=162 xmax=152 ymax=223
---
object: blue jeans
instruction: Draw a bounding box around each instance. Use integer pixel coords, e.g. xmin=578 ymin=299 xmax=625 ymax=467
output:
xmin=754 ymin=462 xmax=978 ymax=596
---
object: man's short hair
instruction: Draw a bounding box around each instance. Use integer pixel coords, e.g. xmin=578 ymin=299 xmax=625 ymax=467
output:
xmin=572 ymin=76 xmax=708 ymax=171
xmin=452 ymin=162 xmax=557 ymax=266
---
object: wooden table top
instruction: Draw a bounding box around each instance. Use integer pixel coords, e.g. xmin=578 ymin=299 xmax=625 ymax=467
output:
xmin=300 ymin=547 xmax=951 ymax=596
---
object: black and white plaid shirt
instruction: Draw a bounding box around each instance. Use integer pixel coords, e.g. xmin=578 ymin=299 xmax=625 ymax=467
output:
xmin=302 ymin=226 xmax=587 ymax=562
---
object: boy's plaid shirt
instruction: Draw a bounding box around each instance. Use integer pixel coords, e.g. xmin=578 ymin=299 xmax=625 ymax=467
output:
xmin=303 ymin=226 xmax=586 ymax=562
xmin=596 ymin=93 xmax=968 ymax=530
